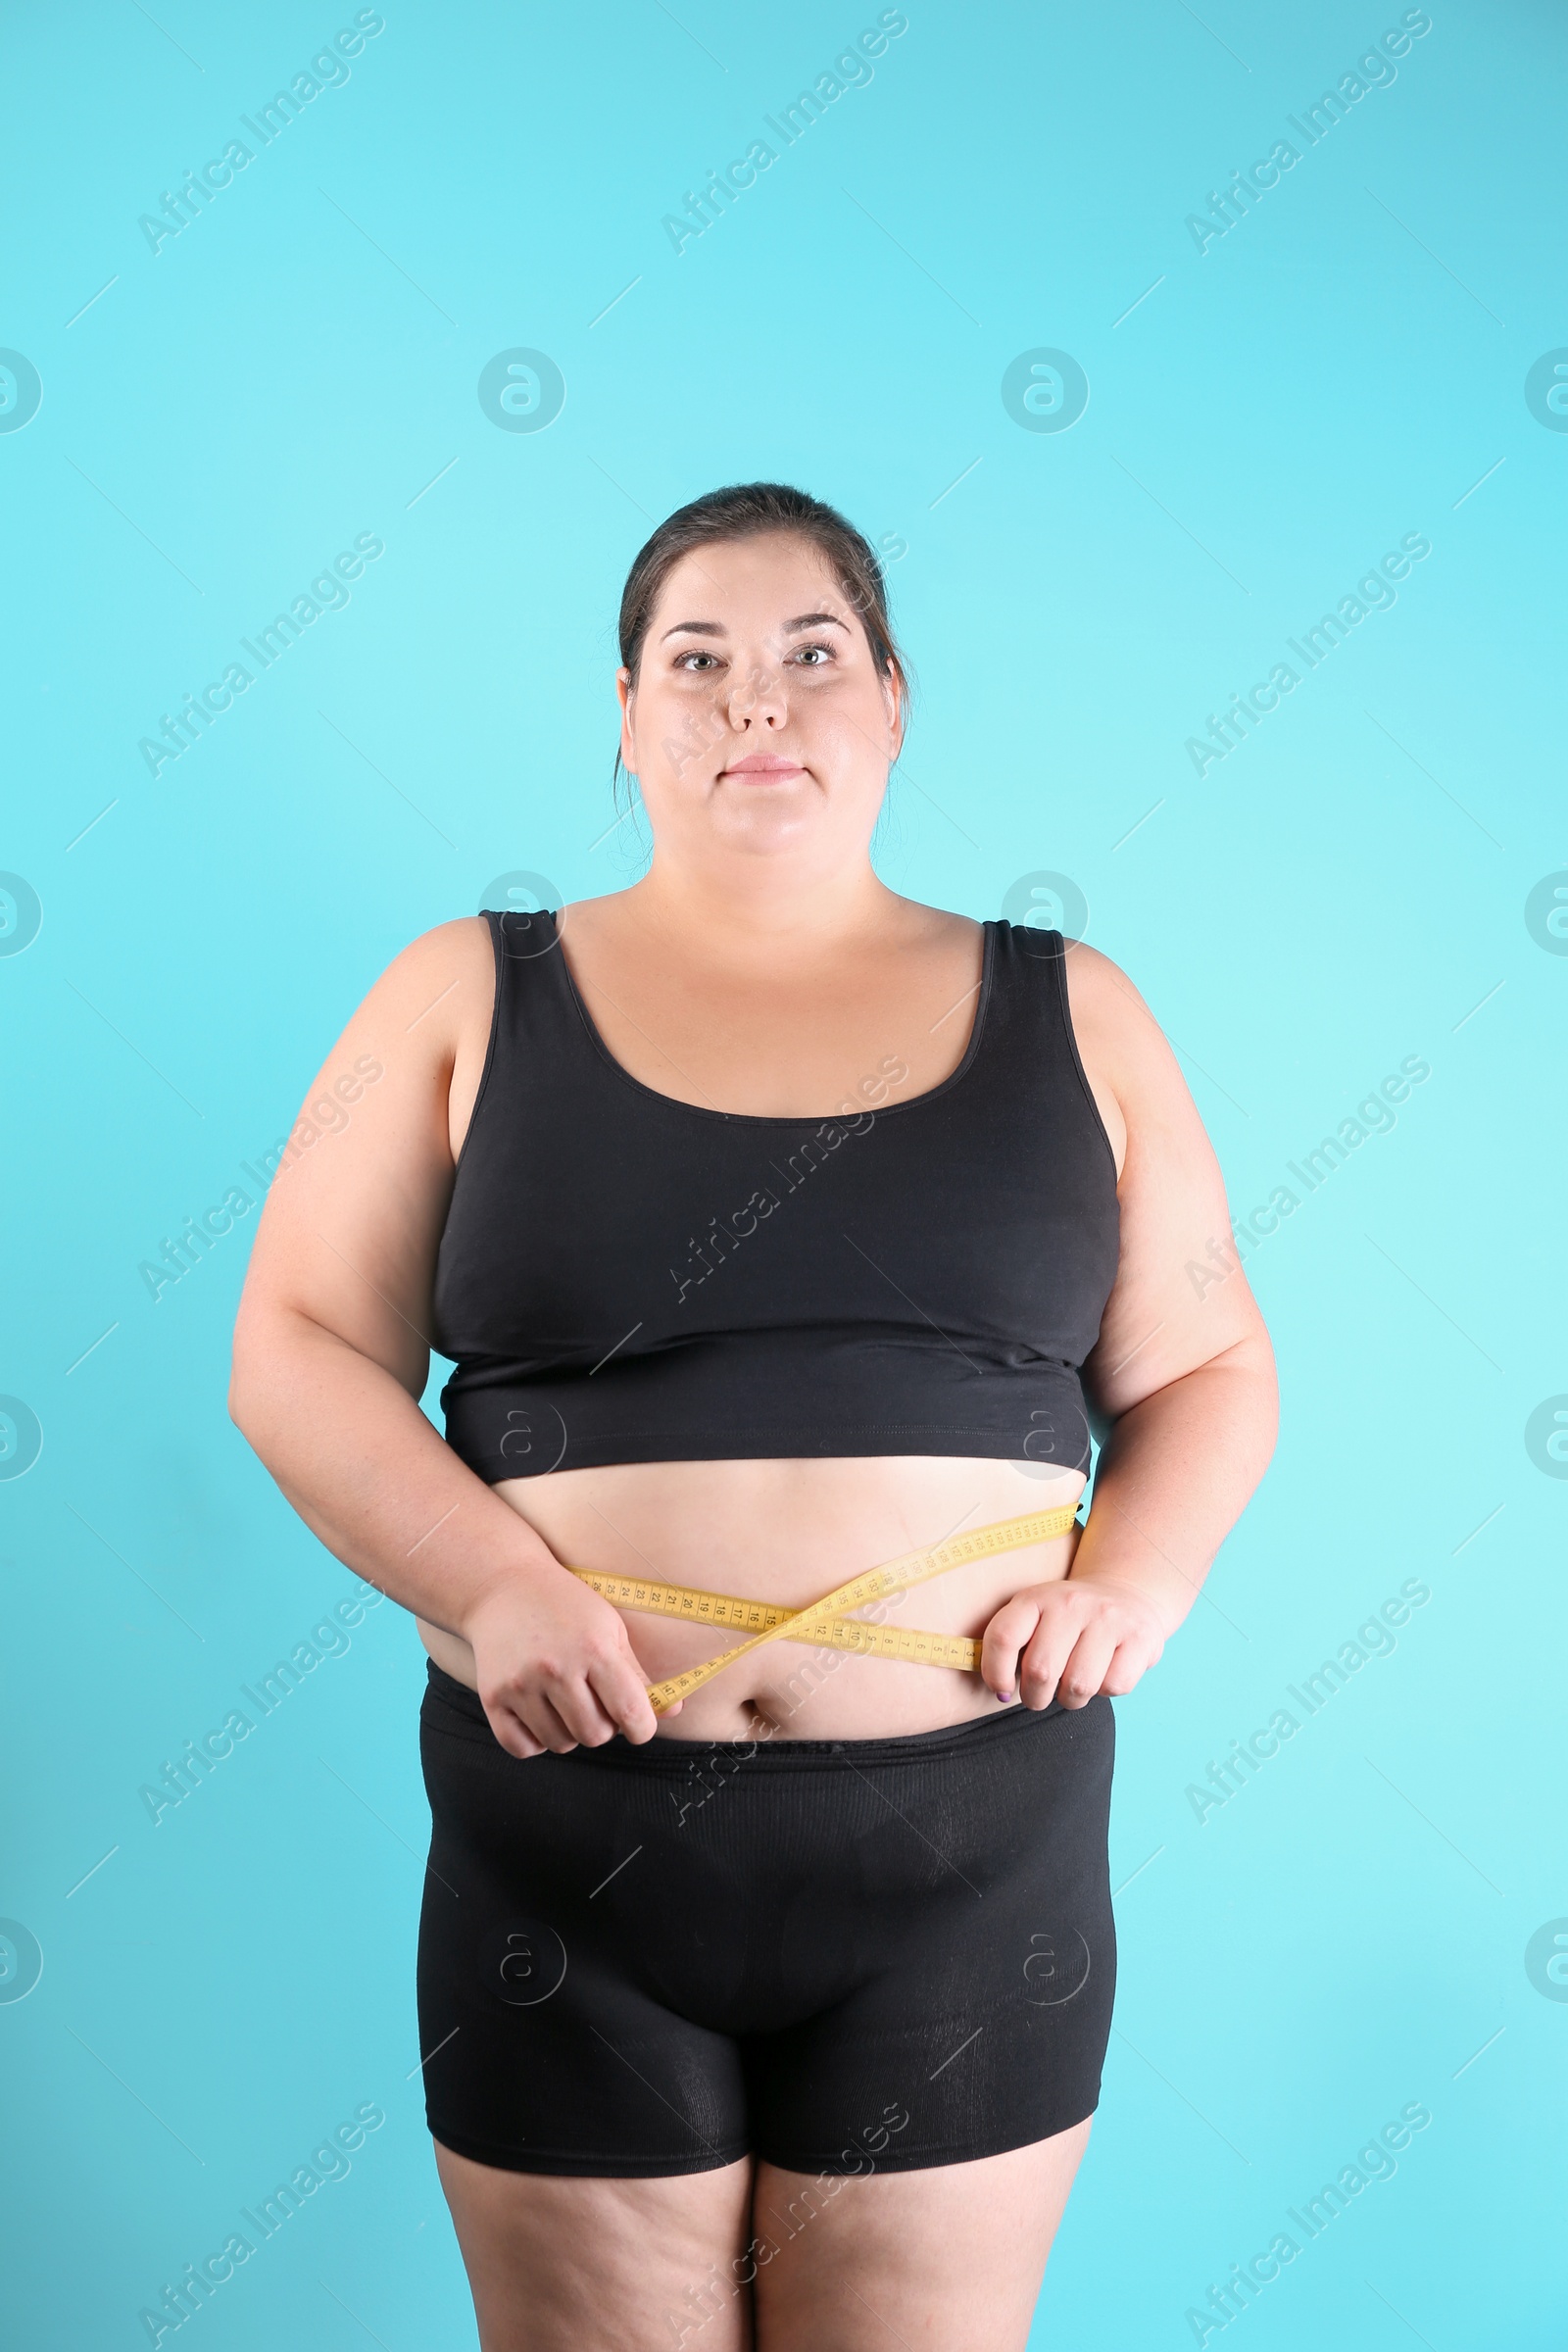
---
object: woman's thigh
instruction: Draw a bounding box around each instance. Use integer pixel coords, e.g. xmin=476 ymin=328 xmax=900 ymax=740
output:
xmin=434 ymin=2139 xmax=760 ymax=2352
xmin=434 ymin=2124 xmax=1090 ymax=2352
xmin=751 ymin=2121 xmax=1092 ymax=2352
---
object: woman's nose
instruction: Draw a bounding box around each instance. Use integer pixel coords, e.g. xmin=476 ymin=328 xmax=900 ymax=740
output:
xmin=726 ymin=650 xmax=789 ymax=729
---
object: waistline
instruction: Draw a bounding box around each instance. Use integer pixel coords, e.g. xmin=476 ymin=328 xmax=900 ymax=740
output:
xmin=422 ymin=1655 xmax=1076 ymax=1771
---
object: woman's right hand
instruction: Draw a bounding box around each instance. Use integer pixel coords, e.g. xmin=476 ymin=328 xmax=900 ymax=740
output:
xmin=460 ymin=1561 xmax=680 ymax=1757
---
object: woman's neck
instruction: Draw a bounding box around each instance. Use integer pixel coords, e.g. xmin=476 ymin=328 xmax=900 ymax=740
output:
xmin=616 ymin=853 xmax=912 ymax=964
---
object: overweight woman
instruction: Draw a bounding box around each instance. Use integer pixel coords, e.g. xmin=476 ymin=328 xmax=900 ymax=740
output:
xmin=229 ymin=481 xmax=1277 ymax=2352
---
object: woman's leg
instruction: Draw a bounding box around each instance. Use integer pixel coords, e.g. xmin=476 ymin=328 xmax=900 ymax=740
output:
xmin=434 ymin=2139 xmax=760 ymax=2352
xmin=751 ymin=2120 xmax=1092 ymax=2352
xmin=433 ymin=2125 xmax=1088 ymax=2352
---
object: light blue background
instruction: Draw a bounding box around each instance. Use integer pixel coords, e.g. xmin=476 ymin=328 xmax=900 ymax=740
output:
xmin=2 ymin=2 xmax=1564 ymax=2344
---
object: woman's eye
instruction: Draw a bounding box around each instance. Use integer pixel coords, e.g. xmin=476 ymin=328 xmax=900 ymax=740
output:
xmin=677 ymin=651 xmax=718 ymax=670
xmin=793 ymin=644 xmax=832 ymax=665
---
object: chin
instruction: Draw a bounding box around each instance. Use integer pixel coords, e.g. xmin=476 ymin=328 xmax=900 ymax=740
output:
xmin=704 ymin=780 xmax=821 ymax=847
xmin=715 ymin=808 xmax=820 ymax=855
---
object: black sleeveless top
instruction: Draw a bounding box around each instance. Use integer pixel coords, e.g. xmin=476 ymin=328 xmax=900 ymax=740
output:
xmin=431 ymin=910 xmax=1120 ymax=1481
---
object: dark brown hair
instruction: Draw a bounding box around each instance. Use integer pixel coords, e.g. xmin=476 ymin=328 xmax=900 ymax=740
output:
xmin=612 ymin=482 xmax=908 ymax=802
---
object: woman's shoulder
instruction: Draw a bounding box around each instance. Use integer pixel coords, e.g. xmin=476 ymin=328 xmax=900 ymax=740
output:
xmin=400 ymin=908 xmax=496 ymax=966
xmin=368 ymin=911 xmax=496 ymax=1002
xmin=1057 ymin=938 xmax=1204 ymax=1174
xmin=329 ymin=915 xmax=498 ymax=1086
xmin=1056 ymin=937 xmax=1167 ymax=1054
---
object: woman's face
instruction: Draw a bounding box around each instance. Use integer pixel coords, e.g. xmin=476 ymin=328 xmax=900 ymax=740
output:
xmin=616 ymin=531 xmax=904 ymax=865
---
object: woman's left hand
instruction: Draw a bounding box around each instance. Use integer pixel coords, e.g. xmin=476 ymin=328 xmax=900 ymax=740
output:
xmin=980 ymin=1574 xmax=1166 ymax=1709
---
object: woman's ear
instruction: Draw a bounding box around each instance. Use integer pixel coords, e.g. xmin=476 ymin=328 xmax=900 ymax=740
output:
xmin=616 ymin=664 xmax=636 ymax=772
xmin=884 ymin=662 xmax=906 ymax=760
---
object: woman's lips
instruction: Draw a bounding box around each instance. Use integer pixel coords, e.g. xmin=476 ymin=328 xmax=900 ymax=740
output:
xmin=721 ymin=758 xmax=806 ymax=779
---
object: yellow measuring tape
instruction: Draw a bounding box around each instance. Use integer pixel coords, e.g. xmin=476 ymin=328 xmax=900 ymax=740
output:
xmin=568 ymin=1503 xmax=1080 ymax=1714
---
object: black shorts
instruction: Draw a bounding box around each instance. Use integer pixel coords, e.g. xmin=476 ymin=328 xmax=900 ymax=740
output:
xmin=416 ymin=1659 xmax=1116 ymax=2179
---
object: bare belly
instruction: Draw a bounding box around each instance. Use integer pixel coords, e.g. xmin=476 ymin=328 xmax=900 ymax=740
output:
xmin=416 ymin=1454 xmax=1085 ymax=1741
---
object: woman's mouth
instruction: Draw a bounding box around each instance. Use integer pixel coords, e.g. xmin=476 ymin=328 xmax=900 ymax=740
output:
xmin=721 ymin=756 xmax=807 ymax=782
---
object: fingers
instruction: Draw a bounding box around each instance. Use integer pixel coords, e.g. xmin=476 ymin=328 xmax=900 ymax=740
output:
xmin=534 ymin=1675 xmax=627 ymax=1753
xmin=1030 ymin=1623 xmax=1120 ymax=1711
xmin=1102 ymin=1635 xmax=1158 ymax=1695
xmin=1011 ymin=1609 xmax=1079 ymax=1709
xmin=979 ymin=1592 xmax=1046 ymax=1699
xmin=488 ymin=1645 xmax=672 ymax=1759
xmin=587 ymin=1651 xmax=664 ymax=1745
xmin=484 ymin=1682 xmax=599 ymax=1758
xmin=486 ymin=1697 xmax=552 ymax=1759
xmin=985 ymin=1585 xmax=1161 ymax=1712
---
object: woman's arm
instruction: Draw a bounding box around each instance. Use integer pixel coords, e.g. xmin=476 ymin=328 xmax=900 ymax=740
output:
xmin=980 ymin=943 xmax=1279 ymax=1709
xmin=227 ymin=916 xmax=668 ymax=1759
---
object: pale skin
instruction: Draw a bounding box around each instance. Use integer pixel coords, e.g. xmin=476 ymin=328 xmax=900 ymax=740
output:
xmin=230 ymin=530 xmax=1277 ymax=2350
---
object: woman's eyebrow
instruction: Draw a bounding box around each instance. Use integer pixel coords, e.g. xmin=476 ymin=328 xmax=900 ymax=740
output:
xmin=659 ymin=611 xmax=850 ymax=643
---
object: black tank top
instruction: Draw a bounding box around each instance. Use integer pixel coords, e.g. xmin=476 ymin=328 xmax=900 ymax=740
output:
xmin=431 ymin=910 xmax=1119 ymax=1481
